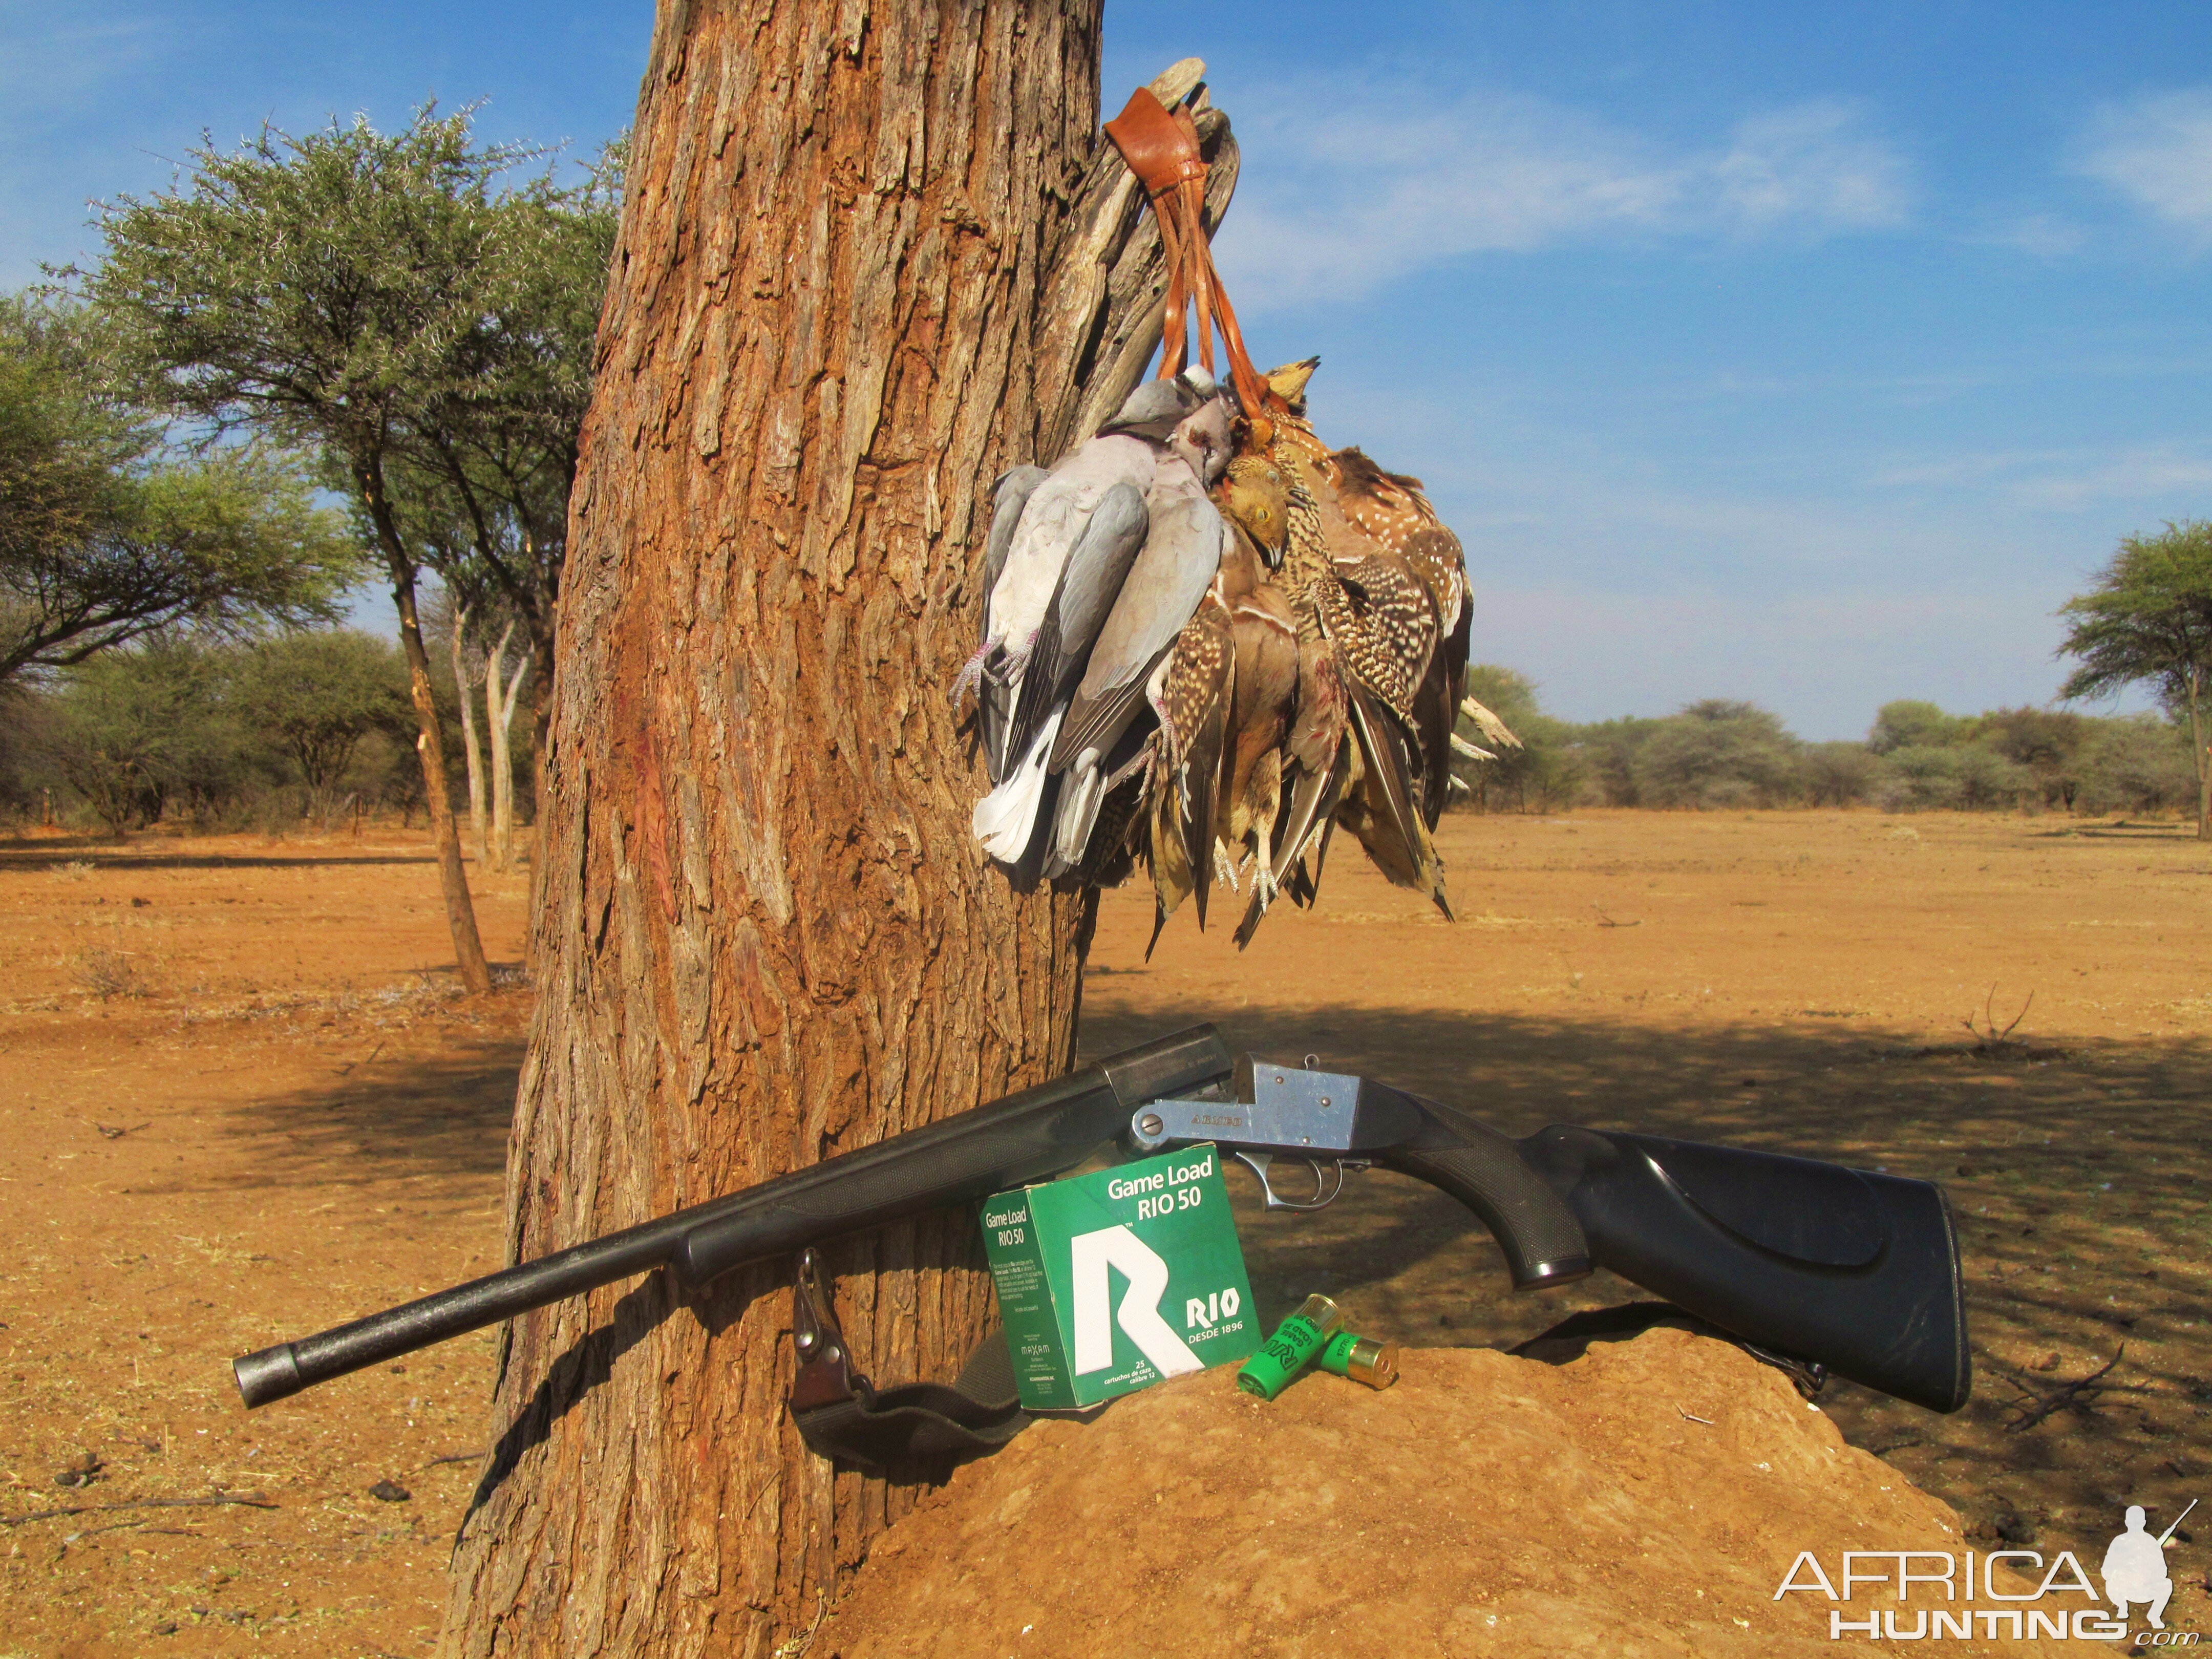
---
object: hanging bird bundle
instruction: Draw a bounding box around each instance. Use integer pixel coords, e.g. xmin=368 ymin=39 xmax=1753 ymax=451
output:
xmin=961 ymin=68 xmax=1515 ymax=950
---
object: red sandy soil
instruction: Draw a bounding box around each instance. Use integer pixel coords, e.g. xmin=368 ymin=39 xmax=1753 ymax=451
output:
xmin=817 ymin=1334 xmax=2075 ymax=1658
xmin=2 ymin=809 xmax=2207 ymax=1654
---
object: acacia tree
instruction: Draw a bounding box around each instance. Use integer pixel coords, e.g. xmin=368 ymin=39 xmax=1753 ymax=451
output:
xmin=83 ymin=109 xmax=524 ymax=991
xmin=229 ymin=630 xmax=411 ymax=822
xmin=0 ymin=296 xmax=356 ymax=681
xmin=406 ymin=150 xmax=620 ymax=769
xmin=2059 ymin=521 xmax=2212 ymax=838
xmin=441 ymin=11 xmax=1230 ymax=1654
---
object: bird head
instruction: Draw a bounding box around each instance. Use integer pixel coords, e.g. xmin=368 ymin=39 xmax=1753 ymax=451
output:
xmin=1168 ymin=393 xmax=1233 ymax=487
xmin=1264 ymin=357 xmax=1320 ymax=416
xmin=1215 ymin=455 xmax=1290 ymax=566
xmin=1102 ymin=367 xmax=1224 ymax=446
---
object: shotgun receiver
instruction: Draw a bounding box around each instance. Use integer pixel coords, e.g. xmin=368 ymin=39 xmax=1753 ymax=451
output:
xmin=232 ymin=1025 xmax=1969 ymax=1414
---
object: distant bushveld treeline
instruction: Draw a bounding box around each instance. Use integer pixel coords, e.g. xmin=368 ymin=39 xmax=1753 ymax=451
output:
xmin=4 ymin=642 xmax=2196 ymax=834
xmin=0 ymin=626 xmax=522 ymax=835
xmin=1454 ymin=666 xmax=2199 ymax=816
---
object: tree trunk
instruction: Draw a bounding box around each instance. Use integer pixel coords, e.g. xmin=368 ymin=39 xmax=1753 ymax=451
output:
xmin=2191 ymin=666 xmax=2209 ymax=841
xmin=436 ymin=7 xmax=1220 ymax=1654
xmin=393 ymin=567 xmax=497 ymax=993
xmin=488 ymin=619 xmax=525 ymax=871
xmin=452 ymin=601 xmax=491 ymax=865
xmin=363 ymin=462 xmax=495 ymax=996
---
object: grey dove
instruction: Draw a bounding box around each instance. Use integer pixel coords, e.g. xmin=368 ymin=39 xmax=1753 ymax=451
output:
xmin=966 ymin=370 xmax=1231 ymax=870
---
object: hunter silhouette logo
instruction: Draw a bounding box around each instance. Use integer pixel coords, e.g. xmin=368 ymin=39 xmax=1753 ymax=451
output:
xmin=2104 ymin=1501 xmax=2194 ymax=1632
xmin=1776 ymin=1496 xmax=2199 ymax=1643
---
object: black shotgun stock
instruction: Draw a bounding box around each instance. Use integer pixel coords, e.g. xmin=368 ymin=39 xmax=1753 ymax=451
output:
xmin=1526 ymin=1126 xmax=1969 ymax=1413
xmin=233 ymin=1032 xmax=1970 ymax=1415
xmin=1132 ymin=1066 xmax=1970 ymax=1414
xmin=231 ymin=1027 xmax=1236 ymax=1408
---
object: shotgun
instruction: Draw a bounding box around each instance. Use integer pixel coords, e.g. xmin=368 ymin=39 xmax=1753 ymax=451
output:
xmin=232 ymin=1025 xmax=1969 ymax=1414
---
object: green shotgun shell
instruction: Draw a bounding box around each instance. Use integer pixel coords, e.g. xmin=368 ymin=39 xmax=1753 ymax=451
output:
xmin=1237 ymin=1294 xmax=1344 ymax=1400
xmin=1318 ymin=1330 xmax=1400 ymax=1390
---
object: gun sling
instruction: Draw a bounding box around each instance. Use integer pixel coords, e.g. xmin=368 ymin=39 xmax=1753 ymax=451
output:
xmin=787 ymin=1249 xmax=1030 ymax=1473
xmin=790 ymin=1299 xmax=1834 ymax=1473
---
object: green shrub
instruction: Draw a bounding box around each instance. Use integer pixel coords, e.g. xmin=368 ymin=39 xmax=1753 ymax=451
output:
xmin=229 ymin=631 xmax=411 ymax=820
xmin=2074 ymin=716 xmax=2197 ymax=815
xmin=1802 ymin=740 xmax=1886 ymax=806
xmin=37 ymin=640 xmax=249 ymax=828
xmin=1453 ymin=665 xmax=1588 ymax=812
xmin=1629 ymin=700 xmax=1803 ymax=809
xmin=1869 ymin=699 xmax=1968 ymax=754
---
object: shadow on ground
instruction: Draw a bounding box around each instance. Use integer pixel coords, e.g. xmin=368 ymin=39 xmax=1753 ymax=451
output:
xmin=1083 ymin=996 xmax=2212 ymax=1538
xmin=220 ymin=1026 xmax=526 ymax=1192
xmin=0 ymin=845 xmax=439 ymax=871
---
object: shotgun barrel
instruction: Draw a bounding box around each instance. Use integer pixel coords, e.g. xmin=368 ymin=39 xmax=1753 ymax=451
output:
xmin=232 ymin=1025 xmax=1235 ymax=1407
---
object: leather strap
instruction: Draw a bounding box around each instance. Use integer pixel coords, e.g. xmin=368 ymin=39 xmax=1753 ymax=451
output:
xmin=1102 ymin=86 xmax=1204 ymax=197
xmin=1103 ymin=85 xmax=1273 ymax=424
xmin=787 ymin=1249 xmax=1031 ymax=1475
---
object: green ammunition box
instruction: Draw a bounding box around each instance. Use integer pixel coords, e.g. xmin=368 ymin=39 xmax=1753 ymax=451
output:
xmin=978 ymin=1143 xmax=1261 ymax=1410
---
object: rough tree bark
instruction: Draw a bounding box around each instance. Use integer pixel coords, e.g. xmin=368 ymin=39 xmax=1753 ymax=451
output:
xmin=442 ymin=9 xmax=1234 ymax=1656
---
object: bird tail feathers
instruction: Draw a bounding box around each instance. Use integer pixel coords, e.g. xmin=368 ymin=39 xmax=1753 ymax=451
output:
xmin=973 ymin=710 xmax=1064 ymax=864
xmin=1045 ymin=747 xmax=1107 ymax=877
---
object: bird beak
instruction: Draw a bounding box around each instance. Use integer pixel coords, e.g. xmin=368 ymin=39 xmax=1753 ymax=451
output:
xmin=1264 ymin=357 xmax=1320 ymax=407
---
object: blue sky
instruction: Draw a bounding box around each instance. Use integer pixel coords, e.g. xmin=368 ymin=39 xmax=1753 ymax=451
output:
xmin=9 ymin=3 xmax=2211 ymax=737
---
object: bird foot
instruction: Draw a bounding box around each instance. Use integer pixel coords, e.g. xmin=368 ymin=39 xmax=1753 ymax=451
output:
xmin=1250 ymin=856 xmax=1278 ymax=915
xmin=1213 ymin=841 xmax=1241 ymax=892
xmin=946 ymin=650 xmax=982 ymax=708
xmin=949 ymin=647 xmax=993 ymax=711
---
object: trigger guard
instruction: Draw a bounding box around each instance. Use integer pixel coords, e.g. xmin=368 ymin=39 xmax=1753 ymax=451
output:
xmin=1232 ymin=1150 xmax=1344 ymax=1212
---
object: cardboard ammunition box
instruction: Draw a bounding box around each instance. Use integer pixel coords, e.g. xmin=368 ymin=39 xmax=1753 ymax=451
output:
xmin=979 ymin=1144 xmax=1260 ymax=1410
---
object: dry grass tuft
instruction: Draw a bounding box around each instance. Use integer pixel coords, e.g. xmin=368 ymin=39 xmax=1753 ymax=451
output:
xmin=73 ymin=948 xmax=151 ymax=1001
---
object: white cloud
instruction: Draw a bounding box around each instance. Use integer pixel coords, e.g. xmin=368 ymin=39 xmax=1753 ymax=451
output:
xmin=0 ymin=12 xmax=167 ymax=115
xmin=1870 ymin=443 xmax=2212 ymax=511
xmin=1974 ymin=212 xmax=2089 ymax=259
xmin=2076 ymin=87 xmax=2212 ymax=239
xmin=1215 ymin=88 xmax=1909 ymax=308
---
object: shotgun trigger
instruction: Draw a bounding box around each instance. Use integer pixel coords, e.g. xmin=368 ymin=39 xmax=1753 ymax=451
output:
xmin=1231 ymin=1151 xmax=1348 ymax=1212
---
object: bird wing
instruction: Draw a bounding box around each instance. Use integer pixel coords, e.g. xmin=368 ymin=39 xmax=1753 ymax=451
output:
xmin=986 ymin=436 xmax=1156 ymax=643
xmin=1156 ymin=591 xmax=1235 ymax=929
xmin=980 ymin=466 xmax=1049 ymax=644
xmin=1328 ymin=446 xmax=1464 ymax=622
xmin=1320 ymin=551 xmax=1434 ymax=728
xmin=1222 ymin=572 xmax=1299 ymax=855
xmin=1002 ymin=480 xmax=1150 ymax=776
xmin=1145 ymin=754 xmax=1193 ymax=960
xmin=1342 ymin=670 xmax=1451 ymax=917
xmin=1235 ymin=737 xmax=1347 ymax=948
xmin=1411 ymin=595 xmax=1473 ymax=827
xmin=1049 ymin=489 xmax=1225 ymax=773
xmin=974 ymin=465 xmax=1051 ymax=781
xmin=1396 ymin=522 xmax=1468 ymax=636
